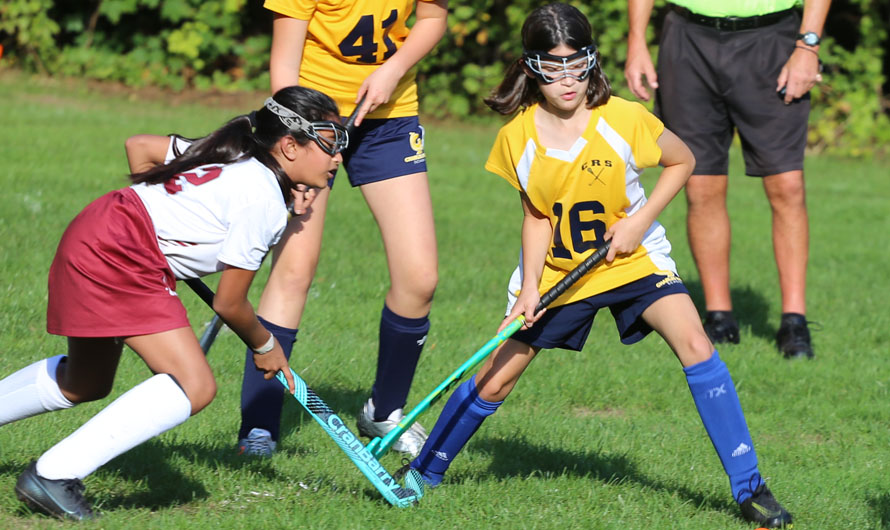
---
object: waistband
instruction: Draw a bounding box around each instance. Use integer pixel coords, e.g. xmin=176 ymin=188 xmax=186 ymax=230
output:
xmin=671 ymin=5 xmax=796 ymax=31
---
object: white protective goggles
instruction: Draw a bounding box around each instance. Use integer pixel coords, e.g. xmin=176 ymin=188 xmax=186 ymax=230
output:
xmin=523 ymin=45 xmax=598 ymax=84
xmin=263 ymin=97 xmax=349 ymax=156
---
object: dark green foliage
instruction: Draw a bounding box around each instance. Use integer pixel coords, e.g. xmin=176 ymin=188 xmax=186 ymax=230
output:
xmin=0 ymin=0 xmax=887 ymax=155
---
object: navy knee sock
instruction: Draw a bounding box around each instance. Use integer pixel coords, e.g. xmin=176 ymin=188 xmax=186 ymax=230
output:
xmin=371 ymin=304 xmax=430 ymax=421
xmin=411 ymin=378 xmax=502 ymax=486
xmin=684 ymin=351 xmax=762 ymax=503
xmin=238 ymin=316 xmax=297 ymax=441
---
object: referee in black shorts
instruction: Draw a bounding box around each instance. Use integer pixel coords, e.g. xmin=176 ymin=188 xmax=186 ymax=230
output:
xmin=624 ymin=0 xmax=830 ymax=359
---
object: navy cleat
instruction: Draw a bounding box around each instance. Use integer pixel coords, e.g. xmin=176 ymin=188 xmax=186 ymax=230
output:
xmin=738 ymin=483 xmax=793 ymax=528
xmin=15 ymin=461 xmax=96 ymax=521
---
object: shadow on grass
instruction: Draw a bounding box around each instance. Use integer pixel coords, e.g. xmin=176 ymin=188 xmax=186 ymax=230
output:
xmin=867 ymin=492 xmax=890 ymax=528
xmin=684 ymin=280 xmax=774 ymax=340
xmin=471 ymin=435 xmax=736 ymax=517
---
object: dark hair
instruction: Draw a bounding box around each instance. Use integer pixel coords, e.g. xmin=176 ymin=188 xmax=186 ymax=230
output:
xmin=130 ymin=86 xmax=340 ymax=201
xmin=484 ymin=3 xmax=611 ymax=115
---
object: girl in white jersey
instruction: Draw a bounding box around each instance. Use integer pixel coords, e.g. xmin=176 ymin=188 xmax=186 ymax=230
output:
xmin=0 ymin=86 xmax=347 ymax=521
xmin=403 ymin=4 xmax=792 ymax=528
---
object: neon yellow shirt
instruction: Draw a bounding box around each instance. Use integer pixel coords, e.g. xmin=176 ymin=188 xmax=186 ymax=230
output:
xmin=673 ymin=0 xmax=801 ymax=18
xmin=486 ymin=97 xmax=680 ymax=307
xmin=264 ymin=0 xmax=435 ymax=118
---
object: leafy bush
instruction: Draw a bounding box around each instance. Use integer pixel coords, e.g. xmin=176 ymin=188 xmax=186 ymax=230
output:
xmin=0 ymin=0 xmax=886 ymax=155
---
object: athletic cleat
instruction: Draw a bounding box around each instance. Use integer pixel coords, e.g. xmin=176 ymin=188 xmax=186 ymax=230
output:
xmin=738 ymin=483 xmax=793 ymax=528
xmin=356 ymin=399 xmax=428 ymax=458
xmin=776 ymin=313 xmax=814 ymax=359
xmin=15 ymin=461 xmax=96 ymax=521
xmin=703 ymin=310 xmax=740 ymax=345
xmin=238 ymin=428 xmax=277 ymax=457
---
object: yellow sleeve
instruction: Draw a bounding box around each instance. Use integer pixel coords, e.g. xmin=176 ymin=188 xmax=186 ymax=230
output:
xmin=630 ymin=103 xmax=664 ymax=170
xmin=264 ymin=0 xmax=315 ymax=21
xmin=484 ymin=127 xmax=523 ymax=192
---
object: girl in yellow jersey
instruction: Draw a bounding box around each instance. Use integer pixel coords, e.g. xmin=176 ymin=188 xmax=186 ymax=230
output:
xmin=405 ymin=4 xmax=792 ymax=528
xmin=235 ymin=0 xmax=447 ymax=458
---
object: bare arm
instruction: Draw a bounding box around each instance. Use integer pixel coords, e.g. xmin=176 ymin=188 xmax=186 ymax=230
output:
xmin=269 ymin=15 xmax=309 ymax=93
xmin=777 ymin=0 xmax=832 ymax=103
xmin=625 ymin=0 xmax=657 ymax=101
xmin=499 ymin=192 xmax=553 ymax=331
xmin=353 ymin=0 xmax=448 ymax=125
xmin=125 ymin=134 xmax=172 ymax=174
xmin=605 ymin=128 xmax=694 ymax=261
xmin=214 ymin=265 xmax=296 ymax=393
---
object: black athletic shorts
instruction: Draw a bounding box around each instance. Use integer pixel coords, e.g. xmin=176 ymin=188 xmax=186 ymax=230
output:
xmin=654 ymin=9 xmax=810 ymax=177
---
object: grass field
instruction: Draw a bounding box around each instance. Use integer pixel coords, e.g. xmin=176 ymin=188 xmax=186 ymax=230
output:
xmin=1 ymin=70 xmax=889 ymax=529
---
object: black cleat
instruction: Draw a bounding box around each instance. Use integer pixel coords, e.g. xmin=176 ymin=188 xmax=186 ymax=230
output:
xmin=739 ymin=483 xmax=793 ymax=528
xmin=776 ymin=313 xmax=814 ymax=359
xmin=15 ymin=461 xmax=96 ymax=521
xmin=703 ymin=311 xmax=740 ymax=344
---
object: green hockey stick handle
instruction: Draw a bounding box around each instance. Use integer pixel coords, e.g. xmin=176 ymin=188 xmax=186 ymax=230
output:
xmin=366 ymin=240 xmax=611 ymax=459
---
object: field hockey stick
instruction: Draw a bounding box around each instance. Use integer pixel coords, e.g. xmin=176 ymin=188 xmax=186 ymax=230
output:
xmin=366 ymin=240 xmax=611 ymax=459
xmin=183 ymin=278 xmax=425 ymax=507
xmin=183 ymin=279 xmax=224 ymax=354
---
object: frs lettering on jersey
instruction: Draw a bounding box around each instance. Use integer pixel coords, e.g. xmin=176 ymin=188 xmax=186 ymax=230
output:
xmin=403 ymin=129 xmax=426 ymax=163
xmin=655 ymin=271 xmax=683 ymax=288
xmin=582 ymin=159 xmax=612 ymax=186
xmin=731 ymin=442 xmax=752 ymax=457
xmin=707 ymin=384 xmax=727 ymax=399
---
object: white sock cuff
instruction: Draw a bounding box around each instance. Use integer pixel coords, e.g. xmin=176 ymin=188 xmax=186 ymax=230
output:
xmin=36 ymin=355 xmax=75 ymax=410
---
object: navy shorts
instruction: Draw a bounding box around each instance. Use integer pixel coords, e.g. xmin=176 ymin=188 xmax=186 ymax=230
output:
xmin=654 ymin=10 xmax=809 ymax=177
xmin=512 ymin=273 xmax=690 ymax=350
xmin=334 ymin=116 xmax=428 ymax=188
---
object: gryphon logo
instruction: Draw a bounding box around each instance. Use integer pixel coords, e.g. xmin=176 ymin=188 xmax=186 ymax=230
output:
xmin=403 ymin=126 xmax=426 ymax=163
xmin=732 ymin=443 xmax=751 ymax=457
xmin=655 ymin=271 xmax=683 ymax=288
xmin=707 ymin=384 xmax=727 ymax=398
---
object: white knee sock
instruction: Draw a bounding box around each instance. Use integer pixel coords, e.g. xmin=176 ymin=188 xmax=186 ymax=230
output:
xmin=37 ymin=373 xmax=192 ymax=480
xmin=0 ymin=355 xmax=74 ymax=425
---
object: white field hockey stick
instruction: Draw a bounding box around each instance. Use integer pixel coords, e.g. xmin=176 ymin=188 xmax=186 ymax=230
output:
xmin=191 ymin=96 xmax=366 ymax=355
xmin=183 ymin=278 xmax=425 ymax=507
xmin=366 ymin=241 xmax=611 ymax=459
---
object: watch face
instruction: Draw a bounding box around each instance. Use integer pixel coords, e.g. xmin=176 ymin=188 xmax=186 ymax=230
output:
xmin=799 ymin=32 xmax=820 ymax=46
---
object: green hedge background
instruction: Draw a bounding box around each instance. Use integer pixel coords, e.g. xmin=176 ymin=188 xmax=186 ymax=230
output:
xmin=1 ymin=0 xmax=887 ymax=156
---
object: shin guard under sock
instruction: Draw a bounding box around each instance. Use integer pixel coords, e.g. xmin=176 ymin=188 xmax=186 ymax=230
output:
xmin=239 ymin=316 xmax=297 ymax=441
xmin=371 ymin=304 xmax=430 ymax=421
xmin=37 ymin=374 xmax=191 ymax=480
xmin=0 ymin=355 xmax=74 ymax=425
xmin=411 ymin=378 xmax=502 ymax=486
xmin=684 ymin=351 xmax=761 ymax=503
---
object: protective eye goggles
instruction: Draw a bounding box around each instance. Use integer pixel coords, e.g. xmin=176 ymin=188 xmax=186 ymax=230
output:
xmin=263 ymin=97 xmax=349 ymax=156
xmin=522 ymin=45 xmax=598 ymax=84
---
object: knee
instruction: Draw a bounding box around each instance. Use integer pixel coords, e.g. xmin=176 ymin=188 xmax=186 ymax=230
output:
xmin=178 ymin=377 xmax=217 ymax=415
xmin=401 ymin=266 xmax=438 ymax=304
xmin=679 ymin=331 xmax=718 ymax=367
xmin=476 ymin=376 xmax=512 ymax=403
xmin=61 ymin=384 xmax=113 ymax=404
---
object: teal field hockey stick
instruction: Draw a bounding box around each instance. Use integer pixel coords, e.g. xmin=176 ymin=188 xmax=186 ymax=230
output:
xmin=183 ymin=278 xmax=425 ymax=507
xmin=366 ymin=240 xmax=611 ymax=459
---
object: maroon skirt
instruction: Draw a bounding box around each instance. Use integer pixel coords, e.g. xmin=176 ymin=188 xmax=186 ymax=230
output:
xmin=47 ymin=187 xmax=190 ymax=337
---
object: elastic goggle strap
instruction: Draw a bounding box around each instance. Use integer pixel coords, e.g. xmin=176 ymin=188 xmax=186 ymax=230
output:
xmin=523 ymin=45 xmax=598 ymax=84
xmin=263 ymin=97 xmax=349 ymax=155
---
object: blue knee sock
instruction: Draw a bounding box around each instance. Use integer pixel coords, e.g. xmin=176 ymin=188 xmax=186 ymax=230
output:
xmin=238 ymin=316 xmax=297 ymax=441
xmin=411 ymin=378 xmax=503 ymax=486
xmin=684 ymin=351 xmax=762 ymax=503
xmin=371 ymin=304 xmax=430 ymax=421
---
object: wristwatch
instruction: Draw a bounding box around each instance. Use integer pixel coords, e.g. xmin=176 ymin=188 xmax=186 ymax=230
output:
xmin=797 ymin=32 xmax=821 ymax=47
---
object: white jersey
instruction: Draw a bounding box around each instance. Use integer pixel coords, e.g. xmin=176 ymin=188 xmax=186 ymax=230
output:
xmin=130 ymin=156 xmax=289 ymax=279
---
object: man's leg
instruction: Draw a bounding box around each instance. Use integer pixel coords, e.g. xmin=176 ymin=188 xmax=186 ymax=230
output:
xmin=686 ymin=174 xmax=740 ymax=344
xmin=763 ymin=170 xmax=812 ymax=358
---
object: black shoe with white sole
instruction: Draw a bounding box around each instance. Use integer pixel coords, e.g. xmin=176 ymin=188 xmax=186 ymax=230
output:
xmin=738 ymin=483 xmax=793 ymax=528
